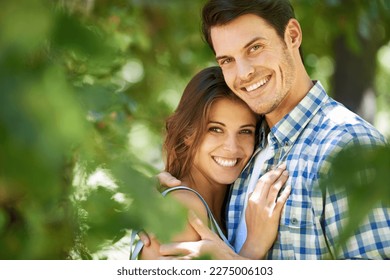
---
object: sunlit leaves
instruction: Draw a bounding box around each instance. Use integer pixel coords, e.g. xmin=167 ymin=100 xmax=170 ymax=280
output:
xmin=1 ymin=0 xmax=389 ymax=260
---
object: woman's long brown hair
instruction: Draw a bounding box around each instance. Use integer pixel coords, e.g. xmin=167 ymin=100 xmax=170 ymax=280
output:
xmin=163 ymin=66 xmax=258 ymax=180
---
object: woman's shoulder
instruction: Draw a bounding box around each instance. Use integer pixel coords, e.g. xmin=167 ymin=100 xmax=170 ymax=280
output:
xmin=163 ymin=186 xmax=209 ymax=225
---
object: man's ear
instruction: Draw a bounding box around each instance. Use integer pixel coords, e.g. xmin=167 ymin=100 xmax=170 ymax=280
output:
xmin=285 ymin=18 xmax=302 ymax=49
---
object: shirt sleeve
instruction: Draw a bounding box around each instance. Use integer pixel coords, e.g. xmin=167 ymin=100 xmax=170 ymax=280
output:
xmin=320 ymin=133 xmax=390 ymax=259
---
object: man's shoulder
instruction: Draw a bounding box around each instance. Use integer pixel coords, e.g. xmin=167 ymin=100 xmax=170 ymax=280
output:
xmin=304 ymin=81 xmax=384 ymax=144
xmin=312 ymin=99 xmax=385 ymax=146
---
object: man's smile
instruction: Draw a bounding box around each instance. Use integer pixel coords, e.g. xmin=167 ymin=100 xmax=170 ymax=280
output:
xmin=242 ymin=75 xmax=271 ymax=92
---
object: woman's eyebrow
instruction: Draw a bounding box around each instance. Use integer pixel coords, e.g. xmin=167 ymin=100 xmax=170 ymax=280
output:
xmin=208 ymin=121 xmax=226 ymax=126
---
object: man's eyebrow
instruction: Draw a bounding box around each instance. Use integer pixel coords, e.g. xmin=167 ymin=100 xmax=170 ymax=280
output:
xmin=215 ymin=55 xmax=229 ymax=62
xmin=243 ymin=36 xmax=265 ymax=49
xmin=215 ymin=36 xmax=266 ymax=61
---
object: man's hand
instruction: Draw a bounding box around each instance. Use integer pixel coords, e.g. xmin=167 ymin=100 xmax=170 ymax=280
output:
xmin=159 ymin=211 xmax=244 ymax=260
xmin=139 ymin=233 xmax=162 ymax=260
xmin=157 ymin=171 xmax=182 ymax=188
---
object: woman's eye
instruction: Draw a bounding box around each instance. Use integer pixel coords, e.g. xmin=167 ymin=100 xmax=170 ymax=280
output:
xmin=240 ymin=129 xmax=254 ymax=135
xmin=209 ymin=127 xmax=223 ymax=133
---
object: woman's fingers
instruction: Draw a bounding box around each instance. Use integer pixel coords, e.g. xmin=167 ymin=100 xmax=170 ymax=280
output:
xmin=274 ymin=185 xmax=291 ymax=212
xmin=266 ymin=170 xmax=289 ymax=204
xmin=250 ymin=163 xmax=287 ymax=202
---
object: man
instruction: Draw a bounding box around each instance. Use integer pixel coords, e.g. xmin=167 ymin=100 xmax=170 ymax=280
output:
xmin=146 ymin=0 xmax=389 ymax=259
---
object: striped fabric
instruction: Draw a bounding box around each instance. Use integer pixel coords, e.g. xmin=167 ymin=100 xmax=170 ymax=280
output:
xmin=227 ymin=81 xmax=389 ymax=259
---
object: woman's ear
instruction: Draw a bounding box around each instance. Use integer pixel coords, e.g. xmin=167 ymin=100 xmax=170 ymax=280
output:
xmin=285 ymin=18 xmax=302 ymax=49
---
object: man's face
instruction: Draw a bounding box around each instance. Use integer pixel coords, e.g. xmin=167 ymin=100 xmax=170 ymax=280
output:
xmin=211 ymin=14 xmax=296 ymax=119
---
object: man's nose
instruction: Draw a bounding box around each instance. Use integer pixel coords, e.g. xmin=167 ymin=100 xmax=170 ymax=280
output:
xmin=237 ymin=59 xmax=254 ymax=81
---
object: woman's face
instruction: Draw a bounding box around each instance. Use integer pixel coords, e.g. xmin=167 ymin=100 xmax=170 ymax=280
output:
xmin=192 ymin=98 xmax=257 ymax=186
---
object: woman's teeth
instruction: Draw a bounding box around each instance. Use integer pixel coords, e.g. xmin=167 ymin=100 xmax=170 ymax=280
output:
xmin=213 ymin=156 xmax=237 ymax=167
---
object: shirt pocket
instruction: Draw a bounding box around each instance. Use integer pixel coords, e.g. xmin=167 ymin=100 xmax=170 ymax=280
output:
xmin=276 ymin=195 xmax=319 ymax=259
xmin=283 ymin=198 xmax=315 ymax=228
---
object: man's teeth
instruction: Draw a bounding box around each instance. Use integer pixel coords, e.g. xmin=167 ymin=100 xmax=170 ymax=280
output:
xmin=245 ymin=77 xmax=269 ymax=92
xmin=213 ymin=157 xmax=237 ymax=167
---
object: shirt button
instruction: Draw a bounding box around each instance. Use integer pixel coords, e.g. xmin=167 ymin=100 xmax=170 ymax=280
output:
xmin=291 ymin=217 xmax=298 ymax=225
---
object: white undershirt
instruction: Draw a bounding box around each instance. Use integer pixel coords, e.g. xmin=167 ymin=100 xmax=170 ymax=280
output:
xmin=234 ymin=143 xmax=272 ymax=253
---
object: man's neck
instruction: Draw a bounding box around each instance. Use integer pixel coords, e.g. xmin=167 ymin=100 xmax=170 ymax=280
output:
xmin=266 ymin=77 xmax=314 ymax=128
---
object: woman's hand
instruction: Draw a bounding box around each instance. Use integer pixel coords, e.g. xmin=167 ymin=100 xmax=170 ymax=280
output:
xmin=239 ymin=163 xmax=291 ymax=259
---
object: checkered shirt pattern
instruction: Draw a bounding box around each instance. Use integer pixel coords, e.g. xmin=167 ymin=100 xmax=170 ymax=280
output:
xmin=226 ymin=81 xmax=389 ymax=259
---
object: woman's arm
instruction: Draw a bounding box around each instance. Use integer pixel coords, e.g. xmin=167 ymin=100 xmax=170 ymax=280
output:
xmin=168 ymin=190 xmax=209 ymax=242
xmin=139 ymin=190 xmax=209 ymax=259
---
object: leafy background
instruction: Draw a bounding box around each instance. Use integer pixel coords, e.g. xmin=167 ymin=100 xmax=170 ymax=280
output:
xmin=0 ymin=0 xmax=389 ymax=259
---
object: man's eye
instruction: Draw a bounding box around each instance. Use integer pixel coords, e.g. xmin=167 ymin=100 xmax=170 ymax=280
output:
xmin=250 ymin=44 xmax=261 ymax=52
xmin=220 ymin=58 xmax=233 ymax=65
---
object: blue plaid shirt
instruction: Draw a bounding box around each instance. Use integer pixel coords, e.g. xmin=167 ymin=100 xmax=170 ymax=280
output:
xmin=227 ymin=81 xmax=389 ymax=259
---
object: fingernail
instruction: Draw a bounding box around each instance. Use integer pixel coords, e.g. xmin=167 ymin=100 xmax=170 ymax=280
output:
xmin=278 ymin=162 xmax=287 ymax=169
xmin=282 ymin=170 xmax=289 ymax=176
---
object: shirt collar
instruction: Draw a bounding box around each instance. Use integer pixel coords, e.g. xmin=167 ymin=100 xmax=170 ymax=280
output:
xmin=259 ymin=81 xmax=328 ymax=147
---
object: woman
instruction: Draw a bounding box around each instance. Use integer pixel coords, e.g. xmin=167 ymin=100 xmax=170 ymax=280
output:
xmin=137 ymin=66 xmax=290 ymax=259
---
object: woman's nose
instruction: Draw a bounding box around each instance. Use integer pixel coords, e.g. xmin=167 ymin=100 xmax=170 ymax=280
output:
xmin=223 ymin=134 xmax=239 ymax=152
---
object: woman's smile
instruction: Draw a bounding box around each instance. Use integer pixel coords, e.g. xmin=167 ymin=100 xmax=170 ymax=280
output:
xmin=212 ymin=156 xmax=239 ymax=167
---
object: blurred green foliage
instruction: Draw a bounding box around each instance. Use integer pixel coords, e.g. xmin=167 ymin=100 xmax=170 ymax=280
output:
xmin=0 ymin=0 xmax=192 ymax=259
xmin=320 ymin=144 xmax=390 ymax=257
xmin=0 ymin=0 xmax=389 ymax=259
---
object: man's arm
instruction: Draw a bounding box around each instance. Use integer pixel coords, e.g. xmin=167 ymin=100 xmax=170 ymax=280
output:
xmin=322 ymin=187 xmax=390 ymax=259
xmin=320 ymin=137 xmax=389 ymax=259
